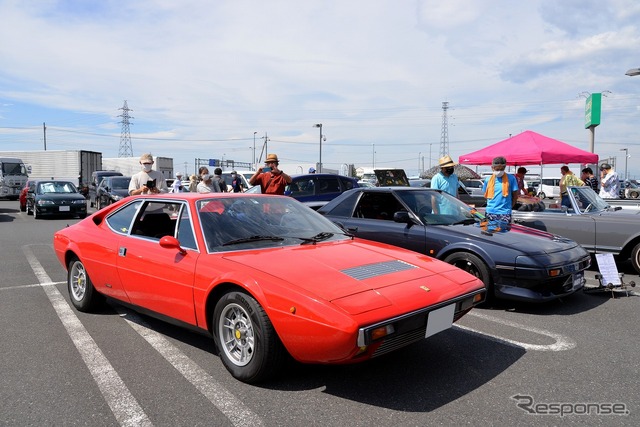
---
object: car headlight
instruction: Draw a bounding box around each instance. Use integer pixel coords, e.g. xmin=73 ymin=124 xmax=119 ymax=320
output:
xmin=72 ymin=199 xmax=87 ymax=205
xmin=112 ymin=195 xmax=123 ymax=201
xmin=37 ymin=199 xmax=55 ymax=206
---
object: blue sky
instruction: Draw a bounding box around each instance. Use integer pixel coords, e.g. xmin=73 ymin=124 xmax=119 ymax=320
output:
xmin=1 ymin=0 xmax=639 ymax=178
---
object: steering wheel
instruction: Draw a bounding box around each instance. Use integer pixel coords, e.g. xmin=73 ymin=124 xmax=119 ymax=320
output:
xmin=583 ymin=203 xmax=593 ymax=213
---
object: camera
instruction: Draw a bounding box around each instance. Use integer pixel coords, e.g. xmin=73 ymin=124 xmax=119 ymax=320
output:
xmin=262 ymin=167 xmax=272 ymax=173
xmin=146 ymin=179 xmax=156 ymax=189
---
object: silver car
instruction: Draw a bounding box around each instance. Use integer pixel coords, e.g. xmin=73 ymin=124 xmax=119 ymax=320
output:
xmin=512 ymin=186 xmax=640 ymax=274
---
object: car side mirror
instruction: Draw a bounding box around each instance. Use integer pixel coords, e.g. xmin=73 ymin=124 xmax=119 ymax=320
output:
xmin=393 ymin=211 xmax=414 ymax=225
xmin=159 ymin=236 xmax=187 ymax=255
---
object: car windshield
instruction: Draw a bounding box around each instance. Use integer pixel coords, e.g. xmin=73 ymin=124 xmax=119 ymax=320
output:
xmin=38 ymin=182 xmax=78 ymax=194
xmin=396 ymin=190 xmax=478 ymax=225
xmin=197 ymin=196 xmax=349 ymax=252
xmin=569 ymin=186 xmax=611 ymax=213
xmin=109 ymin=177 xmax=131 ymax=189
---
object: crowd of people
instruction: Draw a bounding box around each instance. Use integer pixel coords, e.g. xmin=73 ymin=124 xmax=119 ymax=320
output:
xmin=127 ymin=152 xmax=292 ymax=197
xmin=429 ymin=153 xmax=623 ymax=225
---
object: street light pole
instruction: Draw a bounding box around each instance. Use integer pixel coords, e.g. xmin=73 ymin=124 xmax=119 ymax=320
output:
xmin=620 ymin=148 xmax=629 ymax=181
xmin=253 ymin=132 xmax=257 ymax=170
xmin=314 ymin=123 xmax=323 ymax=172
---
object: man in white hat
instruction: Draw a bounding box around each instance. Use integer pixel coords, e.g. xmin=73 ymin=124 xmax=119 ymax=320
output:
xmin=170 ymin=172 xmax=185 ymax=193
xmin=430 ymin=155 xmax=459 ymax=198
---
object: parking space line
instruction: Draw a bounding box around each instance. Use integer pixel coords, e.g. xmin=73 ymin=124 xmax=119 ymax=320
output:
xmin=455 ymin=311 xmax=576 ymax=351
xmin=115 ymin=307 xmax=264 ymax=427
xmin=22 ymin=246 xmax=153 ymax=427
xmin=0 ymin=281 xmax=64 ymax=291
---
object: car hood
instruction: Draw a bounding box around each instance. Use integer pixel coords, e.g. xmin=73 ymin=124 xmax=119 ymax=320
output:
xmin=441 ymin=222 xmax=579 ymax=255
xmin=108 ymin=189 xmax=130 ymax=197
xmin=222 ymin=240 xmax=482 ymax=311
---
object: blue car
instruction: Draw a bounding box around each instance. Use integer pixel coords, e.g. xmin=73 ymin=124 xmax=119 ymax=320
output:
xmin=285 ymin=173 xmax=360 ymax=204
xmin=318 ymin=187 xmax=590 ymax=303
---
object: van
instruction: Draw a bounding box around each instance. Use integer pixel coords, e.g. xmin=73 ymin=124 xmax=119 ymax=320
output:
xmin=89 ymin=170 xmax=123 ymax=206
xmin=537 ymin=177 xmax=561 ymax=199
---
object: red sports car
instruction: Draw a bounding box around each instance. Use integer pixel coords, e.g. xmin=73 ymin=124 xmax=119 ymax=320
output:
xmin=54 ymin=193 xmax=485 ymax=383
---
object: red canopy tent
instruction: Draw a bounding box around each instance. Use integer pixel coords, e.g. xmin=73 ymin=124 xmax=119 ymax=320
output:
xmin=458 ymin=130 xmax=599 ymax=166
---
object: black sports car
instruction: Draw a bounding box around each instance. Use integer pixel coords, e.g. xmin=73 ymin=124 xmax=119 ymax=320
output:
xmin=318 ymin=187 xmax=590 ymax=303
xmin=96 ymin=176 xmax=131 ymax=210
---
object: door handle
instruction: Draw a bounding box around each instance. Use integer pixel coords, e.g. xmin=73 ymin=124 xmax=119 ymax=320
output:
xmin=118 ymin=247 xmax=127 ymax=257
xmin=346 ymin=227 xmax=358 ymax=232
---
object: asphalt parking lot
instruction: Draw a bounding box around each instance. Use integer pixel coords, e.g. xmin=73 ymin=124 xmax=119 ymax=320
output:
xmin=1 ymin=200 xmax=639 ymax=426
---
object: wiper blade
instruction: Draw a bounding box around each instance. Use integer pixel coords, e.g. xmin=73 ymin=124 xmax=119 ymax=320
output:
xmin=222 ymin=235 xmax=285 ymax=246
xmin=294 ymin=232 xmax=335 ymax=245
xmin=453 ymin=218 xmax=477 ymax=225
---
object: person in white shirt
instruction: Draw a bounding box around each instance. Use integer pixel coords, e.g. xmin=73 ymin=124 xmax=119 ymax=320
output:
xmin=128 ymin=153 xmax=168 ymax=196
xmin=171 ymin=173 xmax=184 ymax=193
xmin=598 ymin=163 xmax=620 ymax=199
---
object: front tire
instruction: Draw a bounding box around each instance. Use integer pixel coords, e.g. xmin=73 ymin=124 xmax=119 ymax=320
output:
xmin=444 ymin=252 xmax=493 ymax=303
xmin=67 ymin=258 xmax=104 ymax=312
xmin=212 ymin=291 xmax=286 ymax=383
xmin=631 ymin=243 xmax=640 ymax=275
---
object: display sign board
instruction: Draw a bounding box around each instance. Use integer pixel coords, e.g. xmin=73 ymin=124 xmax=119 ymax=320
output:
xmin=584 ymin=92 xmax=602 ymax=128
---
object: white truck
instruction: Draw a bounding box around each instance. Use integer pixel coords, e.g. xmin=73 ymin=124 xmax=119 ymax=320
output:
xmin=0 ymin=150 xmax=102 ymax=193
xmin=0 ymin=156 xmax=29 ymax=200
xmin=102 ymin=156 xmax=174 ymax=180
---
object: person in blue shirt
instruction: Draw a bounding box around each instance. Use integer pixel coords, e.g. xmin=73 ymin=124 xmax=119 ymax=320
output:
xmin=430 ymin=155 xmax=459 ymax=198
xmin=482 ymin=156 xmax=519 ymax=225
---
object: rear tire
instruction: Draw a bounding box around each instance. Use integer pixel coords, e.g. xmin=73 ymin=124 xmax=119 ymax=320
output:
xmin=213 ymin=291 xmax=286 ymax=383
xmin=67 ymin=258 xmax=104 ymax=312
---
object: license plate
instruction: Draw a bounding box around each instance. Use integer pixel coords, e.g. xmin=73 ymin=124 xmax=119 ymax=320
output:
xmin=425 ymin=303 xmax=455 ymax=338
xmin=572 ymin=272 xmax=584 ymax=290
xmin=59 ymin=206 xmax=70 ymax=212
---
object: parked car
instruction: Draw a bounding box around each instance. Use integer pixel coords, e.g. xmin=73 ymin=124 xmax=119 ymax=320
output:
xmin=620 ymin=180 xmax=640 ymax=199
xmin=512 ymin=186 xmax=640 ymax=274
xmin=461 ymin=179 xmax=484 ymax=196
xmin=95 ymin=176 xmax=131 ymax=210
xmin=53 ymin=192 xmax=485 ymax=383
xmin=284 ymin=173 xmax=360 ymax=204
xmin=536 ymin=177 xmax=562 ymax=199
xmin=89 ymin=171 xmax=123 ymax=207
xmin=318 ymin=187 xmax=590 ymax=303
xmin=26 ymin=180 xmax=87 ymax=219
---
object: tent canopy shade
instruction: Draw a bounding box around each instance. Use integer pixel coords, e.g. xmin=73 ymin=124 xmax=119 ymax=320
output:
xmin=458 ymin=131 xmax=599 ymax=166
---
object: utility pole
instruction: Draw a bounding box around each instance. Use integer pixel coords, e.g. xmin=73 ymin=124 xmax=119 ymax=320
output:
xmin=439 ymin=101 xmax=450 ymax=158
xmin=118 ymin=100 xmax=134 ymax=157
xmin=43 ymin=122 xmax=47 ymax=150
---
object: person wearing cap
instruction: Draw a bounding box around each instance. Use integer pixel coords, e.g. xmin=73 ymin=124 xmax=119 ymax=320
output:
xmin=229 ymin=170 xmax=244 ymax=193
xmin=559 ymin=165 xmax=584 ymax=208
xmin=308 ymin=167 xmax=316 ymax=174
xmin=515 ymin=167 xmax=529 ymax=195
xmin=249 ymin=153 xmax=292 ymax=195
xmin=128 ymin=153 xmax=168 ymax=196
xmin=196 ymin=173 xmax=221 ymax=193
xmin=170 ymin=172 xmax=185 ymax=193
xmin=430 ymin=155 xmax=459 ymax=198
xmin=482 ymin=156 xmax=519 ymax=224
xmin=599 ymin=163 xmax=620 ymax=199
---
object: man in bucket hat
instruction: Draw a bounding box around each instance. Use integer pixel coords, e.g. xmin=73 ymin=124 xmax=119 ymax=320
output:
xmin=249 ymin=153 xmax=292 ymax=195
xmin=430 ymin=155 xmax=459 ymax=198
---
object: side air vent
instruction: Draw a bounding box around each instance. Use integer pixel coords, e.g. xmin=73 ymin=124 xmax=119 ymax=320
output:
xmin=341 ymin=260 xmax=417 ymax=280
